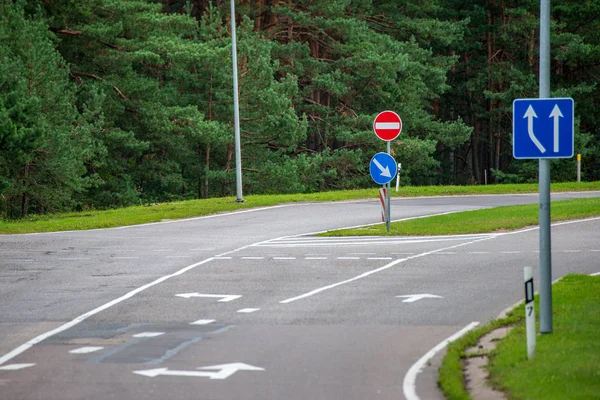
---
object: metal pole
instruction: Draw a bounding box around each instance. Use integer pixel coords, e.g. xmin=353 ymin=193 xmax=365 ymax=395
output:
xmin=385 ymin=141 xmax=391 ymax=232
xmin=230 ymin=0 xmax=244 ymax=202
xmin=539 ymin=0 xmax=552 ymax=333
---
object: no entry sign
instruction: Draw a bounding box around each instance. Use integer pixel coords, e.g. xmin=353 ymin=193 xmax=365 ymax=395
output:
xmin=373 ymin=111 xmax=402 ymax=141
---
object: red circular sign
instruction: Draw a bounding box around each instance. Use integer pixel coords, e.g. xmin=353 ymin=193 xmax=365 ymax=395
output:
xmin=373 ymin=111 xmax=402 ymax=141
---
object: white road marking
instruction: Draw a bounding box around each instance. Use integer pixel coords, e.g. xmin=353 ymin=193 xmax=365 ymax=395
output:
xmin=58 ymin=258 xmax=91 ymax=261
xmin=591 ymin=272 xmax=600 ymax=276
xmin=500 ymin=251 xmax=522 ymax=254
xmin=242 ymin=257 xmax=264 ymax=260
xmin=152 ymin=249 xmax=170 ymax=252
xmin=112 ymin=257 xmax=139 ymax=260
xmin=166 ymin=255 xmax=192 ymax=258
xmin=215 ymin=256 xmax=232 ymax=260
xmin=0 ymin=363 xmax=35 ymax=371
xmin=435 ymin=252 xmax=456 ymax=255
xmin=175 ymin=293 xmax=241 ymax=302
xmin=403 ymin=322 xmax=479 ymax=400
xmin=280 ymin=236 xmax=493 ymax=304
xmin=0 ymin=257 xmax=215 ymax=367
xmin=133 ymin=332 xmax=165 ymax=338
xmin=562 ymin=250 xmax=581 ymax=253
xmin=305 ymin=257 xmax=328 ymax=260
xmin=134 ymin=362 xmax=264 ymax=380
xmin=69 ymin=346 xmax=104 ymax=354
xmin=273 ymin=257 xmax=296 ymax=260
xmin=367 ymin=257 xmax=393 ymax=260
xmin=190 ymin=319 xmax=216 ymax=325
xmin=237 ymin=308 xmax=260 ymax=313
xmin=467 ymin=251 xmax=490 ymax=254
xmin=337 ymin=256 xmax=360 ymax=260
xmin=590 ymin=250 xmax=600 ymax=252
xmin=396 ymin=294 xmax=442 ymax=303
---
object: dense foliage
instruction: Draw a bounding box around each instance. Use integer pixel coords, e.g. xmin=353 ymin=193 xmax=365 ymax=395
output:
xmin=1 ymin=0 xmax=598 ymax=218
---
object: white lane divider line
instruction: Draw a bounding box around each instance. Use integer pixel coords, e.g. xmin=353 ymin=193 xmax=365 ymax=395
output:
xmin=69 ymin=346 xmax=104 ymax=354
xmin=166 ymin=255 xmax=193 ymax=258
xmin=0 ymin=363 xmax=36 ymax=371
xmin=133 ymin=332 xmax=165 ymax=338
xmin=305 ymin=257 xmax=328 ymax=260
xmin=562 ymin=250 xmax=581 ymax=253
xmin=500 ymin=251 xmax=522 ymax=254
xmin=273 ymin=257 xmax=296 ymax=260
xmin=241 ymin=257 xmax=264 ymax=260
xmin=467 ymin=252 xmax=490 ymax=254
xmin=367 ymin=257 xmax=393 ymax=260
xmin=190 ymin=319 xmax=216 ymax=325
xmin=279 ymin=236 xmax=494 ymax=304
xmin=237 ymin=308 xmax=260 ymax=314
xmin=58 ymin=258 xmax=91 ymax=261
xmin=112 ymin=257 xmax=140 ymax=260
xmin=337 ymin=257 xmax=360 ymax=260
xmin=403 ymin=322 xmax=480 ymax=400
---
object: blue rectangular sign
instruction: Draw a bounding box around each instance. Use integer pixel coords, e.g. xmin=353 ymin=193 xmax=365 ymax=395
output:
xmin=513 ymin=98 xmax=574 ymax=159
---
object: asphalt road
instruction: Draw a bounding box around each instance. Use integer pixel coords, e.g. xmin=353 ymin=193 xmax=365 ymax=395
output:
xmin=1 ymin=192 xmax=599 ymax=400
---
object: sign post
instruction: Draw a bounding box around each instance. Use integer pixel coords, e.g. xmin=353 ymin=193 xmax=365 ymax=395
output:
xmin=372 ymin=111 xmax=402 ymax=232
xmin=524 ymin=266 xmax=536 ymax=359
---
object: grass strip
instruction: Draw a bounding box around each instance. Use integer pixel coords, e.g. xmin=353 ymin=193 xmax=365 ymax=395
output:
xmin=320 ymin=197 xmax=600 ymax=237
xmin=0 ymin=182 xmax=598 ymax=234
xmin=488 ymin=274 xmax=600 ymax=400
xmin=439 ymin=274 xmax=600 ymax=400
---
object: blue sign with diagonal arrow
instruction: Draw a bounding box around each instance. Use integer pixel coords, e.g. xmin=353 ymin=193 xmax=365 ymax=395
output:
xmin=369 ymin=152 xmax=397 ymax=185
xmin=513 ymin=98 xmax=574 ymax=159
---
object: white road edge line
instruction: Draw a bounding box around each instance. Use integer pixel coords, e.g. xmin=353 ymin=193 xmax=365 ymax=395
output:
xmin=403 ymin=322 xmax=480 ymax=400
xmin=280 ymin=236 xmax=495 ymax=304
xmin=591 ymin=272 xmax=600 ymax=276
xmin=0 ymin=257 xmax=215 ymax=366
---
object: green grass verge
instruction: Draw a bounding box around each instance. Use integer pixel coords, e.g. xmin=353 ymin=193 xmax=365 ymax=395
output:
xmin=1 ymin=182 xmax=598 ymax=234
xmin=439 ymin=274 xmax=600 ymax=400
xmin=320 ymin=197 xmax=600 ymax=237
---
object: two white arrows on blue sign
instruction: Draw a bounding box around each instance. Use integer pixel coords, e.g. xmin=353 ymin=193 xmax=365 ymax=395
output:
xmin=513 ymin=98 xmax=574 ymax=159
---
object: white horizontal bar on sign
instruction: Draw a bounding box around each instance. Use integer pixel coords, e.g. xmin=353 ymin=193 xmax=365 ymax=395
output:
xmin=375 ymin=122 xmax=400 ymax=130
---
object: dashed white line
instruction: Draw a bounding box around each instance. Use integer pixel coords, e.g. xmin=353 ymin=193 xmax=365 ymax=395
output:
xmin=467 ymin=252 xmax=490 ymax=254
xmin=337 ymin=257 xmax=360 ymax=260
xmin=69 ymin=346 xmax=104 ymax=354
xmin=0 ymin=363 xmax=35 ymax=371
xmin=305 ymin=257 xmax=328 ymax=260
xmin=562 ymin=250 xmax=581 ymax=253
xmin=166 ymin=256 xmax=193 ymax=258
xmin=500 ymin=251 xmax=522 ymax=254
xmin=112 ymin=257 xmax=139 ymax=260
xmin=190 ymin=319 xmax=216 ymax=325
xmin=242 ymin=257 xmax=265 ymax=260
xmin=367 ymin=257 xmax=393 ymax=260
xmin=59 ymin=258 xmax=91 ymax=261
xmin=273 ymin=257 xmax=296 ymax=260
xmin=133 ymin=332 xmax=165 ymax=338
xmin=237 ymin=308 xmax=260 ymax=313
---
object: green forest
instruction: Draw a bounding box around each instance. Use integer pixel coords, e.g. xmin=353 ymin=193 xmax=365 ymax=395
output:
xmin=1 ymin=0 xmax=599 ymax=219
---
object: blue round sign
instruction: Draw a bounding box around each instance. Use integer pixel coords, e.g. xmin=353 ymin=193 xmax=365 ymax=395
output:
xmin=369 ymin=152 xmax=397 ymax=185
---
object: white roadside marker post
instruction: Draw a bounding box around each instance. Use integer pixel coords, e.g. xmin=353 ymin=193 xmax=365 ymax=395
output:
xmin=524 ymin=266 xmax=536 ymax=359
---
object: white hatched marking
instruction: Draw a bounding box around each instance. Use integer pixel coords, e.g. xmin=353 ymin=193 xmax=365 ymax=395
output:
xmin=0 ymin=363 xmax=35 ymax=371
xmin=190 ymin=319 xmax=216 ymax=325
xmin=133 ymin=332 xmax=164 ymax=338
xmin=237 ymin=308 xmax=260 ymax=313
xmin=69 ymin=346 xmax=104 ymax=354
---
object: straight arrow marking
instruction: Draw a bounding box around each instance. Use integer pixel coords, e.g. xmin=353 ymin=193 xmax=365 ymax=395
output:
xmin=524 ymin=105 xmax=545 ymax=153
xmin=550 ymin=104 xmax=563 ymax=153
xmin=372 ymin=158 xmax=391 ymax=178
xmin=396 ymin=294 xmax=443 ymax=303
xmin=175 ymin=293 xmax=242 ymax=302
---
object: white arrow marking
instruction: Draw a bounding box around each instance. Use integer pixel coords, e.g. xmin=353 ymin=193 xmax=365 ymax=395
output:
xmin=524 ymin=105 xmax=545 ymax=153
xmin=175 ymin=293 xmax=242 ymax=302
xmin=373 ymin=158 xmax=391 ymax=178
xmin=133 ymin=362 xmax=265 ymax=380
xmin=549 ymin=104 xmax=563 ymax=153
xmin=396 ymin=294 xmax=443 ymax=303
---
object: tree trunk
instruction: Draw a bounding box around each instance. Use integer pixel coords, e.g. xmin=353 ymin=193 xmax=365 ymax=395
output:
xmin=21 ymin=163 xmax=30 ymax=218
xmin=204 ymin=143 xmax=210 ymax=199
